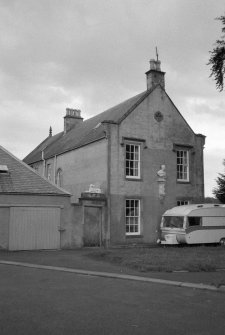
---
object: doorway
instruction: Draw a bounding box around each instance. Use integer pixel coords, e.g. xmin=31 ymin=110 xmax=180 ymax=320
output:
xmin=83 ymin=206 xmax=102 ymax=246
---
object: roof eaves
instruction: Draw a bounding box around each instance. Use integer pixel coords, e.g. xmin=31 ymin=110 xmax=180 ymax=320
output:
xmin=23 ymin=132 xmax=63 ymax=162
xmin=23 ymin=137 xmax=49 ymax=161
xmin=196 ymin=133 xmax=206 ymax=138
xmin=0 ymin=191 xmax=71 ymax=197
xmin=25 ymin=158 xmax=43 ymax=165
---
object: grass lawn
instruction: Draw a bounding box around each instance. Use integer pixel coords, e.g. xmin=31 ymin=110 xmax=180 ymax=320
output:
xmin=85 ymin=245 xmax=225 ymax=272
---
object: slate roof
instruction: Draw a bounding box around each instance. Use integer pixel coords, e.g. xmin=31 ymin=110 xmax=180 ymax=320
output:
xmin=24 ymin=89 xmax=152 ymax=164
xmin=0 ymin=146 xmax=70 ymax=196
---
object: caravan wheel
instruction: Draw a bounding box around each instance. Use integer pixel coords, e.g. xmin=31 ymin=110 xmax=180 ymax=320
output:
xmin=219 ymin=238 xmax=225 ymax=246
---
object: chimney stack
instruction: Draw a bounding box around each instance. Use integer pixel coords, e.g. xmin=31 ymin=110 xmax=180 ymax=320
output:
xmin=145 ymin=58 xmax=165 ymax=90
xmin=64 ymin=108 xmax=83 ymax=134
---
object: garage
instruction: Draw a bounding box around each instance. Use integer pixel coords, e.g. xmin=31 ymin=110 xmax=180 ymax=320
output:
xmin=9 ymin=206 xmax=61 ymax=250
xmin=0 ymin=145 xmax=74 ymax=251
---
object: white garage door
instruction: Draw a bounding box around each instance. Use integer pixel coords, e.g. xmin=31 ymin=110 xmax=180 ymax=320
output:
xmin=9 ymin=207 xmax=61 ymax=250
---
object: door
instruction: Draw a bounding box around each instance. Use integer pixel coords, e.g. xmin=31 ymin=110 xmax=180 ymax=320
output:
xmin=9 ymin=207 xmax=60 ymax=250
xmin=83 ymin=206 xmax=102 ymax=246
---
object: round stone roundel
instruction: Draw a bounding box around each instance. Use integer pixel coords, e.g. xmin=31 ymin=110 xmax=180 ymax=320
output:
xmin=154 ymin=111 xmax=163 ymax=122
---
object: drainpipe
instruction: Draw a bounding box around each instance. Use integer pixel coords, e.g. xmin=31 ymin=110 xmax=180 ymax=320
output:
xmin=106 ymin=124 xmax=111 ymax=248
xmin=54 ymin=155 xmax=57 ymax=184
xmin=41 ymin=149 xmax=45 ymax=177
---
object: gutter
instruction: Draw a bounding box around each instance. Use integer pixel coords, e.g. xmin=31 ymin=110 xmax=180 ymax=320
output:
xmin=0 ymin=192 xmax=70 ymax=197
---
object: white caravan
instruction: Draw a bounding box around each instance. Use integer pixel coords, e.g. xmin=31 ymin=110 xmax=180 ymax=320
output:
xmin=159 ymin=204 xmax=225 ymax=245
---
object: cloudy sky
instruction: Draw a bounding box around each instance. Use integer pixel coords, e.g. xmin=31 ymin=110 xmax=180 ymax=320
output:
xmin=0 ymin=0 xmax=225 ymax=196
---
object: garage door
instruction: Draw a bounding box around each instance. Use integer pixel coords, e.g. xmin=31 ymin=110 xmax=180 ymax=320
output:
xmin=9 ymin=207 xmax=61 ymax=251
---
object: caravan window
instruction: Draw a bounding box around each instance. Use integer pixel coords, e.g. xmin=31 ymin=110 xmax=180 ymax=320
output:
xmin=163 ymin=216 xmax=184 ymax=228
xmin=188 ymin=217 xmax=201 ymax=227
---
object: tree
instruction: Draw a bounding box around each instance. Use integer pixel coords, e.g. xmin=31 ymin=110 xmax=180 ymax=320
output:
xmin=213 ymin=160 xmax=225 ymax=203
xmin=208 ymin=15 xmax=225 ymax=91
xmin=204 ymin=197 xmax=220 ymax=204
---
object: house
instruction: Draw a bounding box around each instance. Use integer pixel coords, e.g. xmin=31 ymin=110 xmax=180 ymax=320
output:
xmin=0 ymin=145 xmax=80 ymax=250
xmin=24 ymin=58 xmax=205 ymax=247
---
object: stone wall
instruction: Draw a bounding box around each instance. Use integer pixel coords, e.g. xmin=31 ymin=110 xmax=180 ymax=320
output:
xmin=45 ymin=139 xmax=108 ymax=203
xmin=108 ymin=86 xmax=205 ymax=244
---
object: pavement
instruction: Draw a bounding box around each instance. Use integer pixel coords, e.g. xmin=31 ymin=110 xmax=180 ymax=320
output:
xmin=0 ymin=248 xmax=225 ymax=293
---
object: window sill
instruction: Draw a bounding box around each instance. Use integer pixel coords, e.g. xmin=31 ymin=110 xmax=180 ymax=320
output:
xmin=125 ymin=178 xmax=143 ymax=182
xmin=126 ymin=235 xmax=143 ymax=238
xmin=177 ymin=181 xmax=190 ymax=184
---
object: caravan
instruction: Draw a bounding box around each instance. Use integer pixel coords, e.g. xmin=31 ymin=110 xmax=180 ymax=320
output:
xmin=159 ymin=204 xmax=225 ymax=245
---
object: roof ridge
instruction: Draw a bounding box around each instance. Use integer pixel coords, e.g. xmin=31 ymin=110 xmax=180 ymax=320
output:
xmin=23 ymin=88 xmax=156 ymax=163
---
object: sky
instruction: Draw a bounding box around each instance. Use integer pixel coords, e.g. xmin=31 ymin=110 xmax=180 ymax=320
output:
xmin=0 ymin=0 xmax=225 ymax=197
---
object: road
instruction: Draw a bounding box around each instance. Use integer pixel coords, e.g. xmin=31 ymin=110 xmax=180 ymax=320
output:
xmin=0 ymin=264 xmax=224 ymax=335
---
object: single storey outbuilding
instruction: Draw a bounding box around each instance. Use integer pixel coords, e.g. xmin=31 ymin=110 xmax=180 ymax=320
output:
xmin=0 ymin=145 xmax=76 ymax=250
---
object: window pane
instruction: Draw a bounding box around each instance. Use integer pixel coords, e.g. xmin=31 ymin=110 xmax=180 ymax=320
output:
xmin=134 ymin=225 xmax=138 ymax=232
xmin=126 ymin=207 xmax=130 ymax=216
xmin=56 ymin=169 xmax=63 ymax=187
xmin=177 ymin=200 xmax=189 ymax=206
xmin=188 ymin=217 xmax=201 ymax=226
xmin=125 ymin=144 xmax=140 ymax=178
xmin=125 ymin=199 xmax=140 ymax=235
xmin=130 ymin=225 xmax=134 ymax=232
xmin=163 ymin=216 xmax=184 ymax=228
xmin=135 ymin=205 xmax=139 ymax=216
xmin=176 ymin=150 xmax=189 ymax=181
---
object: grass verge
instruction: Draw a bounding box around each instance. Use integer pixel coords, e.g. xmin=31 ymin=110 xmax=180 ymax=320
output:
xmin=85 ymin=245 xmax=225 ymax=272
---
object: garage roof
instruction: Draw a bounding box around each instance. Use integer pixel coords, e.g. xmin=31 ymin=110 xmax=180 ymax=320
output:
xmin=0 ymin=146 xmax=70 ymax=196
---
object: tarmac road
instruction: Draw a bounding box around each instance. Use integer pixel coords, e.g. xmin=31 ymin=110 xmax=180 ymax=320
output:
xmin=0 ymin=263 xmax=225 ymax=335
xmin=0 ymin=249 xmax=225 ymax=287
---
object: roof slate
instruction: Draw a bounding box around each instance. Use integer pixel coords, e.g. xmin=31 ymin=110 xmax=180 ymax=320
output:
xmin=23 ymin=89 xmax=152 ymax=164
xmin=0 ymin=146 xmax=70 ymax=196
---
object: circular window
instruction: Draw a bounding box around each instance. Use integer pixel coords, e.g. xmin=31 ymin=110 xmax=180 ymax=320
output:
xmin=154 ymin=111 xmax=163 ymax=122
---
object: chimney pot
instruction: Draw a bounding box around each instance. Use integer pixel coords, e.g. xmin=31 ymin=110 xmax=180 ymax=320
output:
xmin=145 ymin=58 xmax=165 ymax=90
xmin=150 ymin=59 xmax=156 ymax=70
xmin=64 ymin=108 xmax=83 ymax=134
xmin=66 ymin=108 xmax=82 ymax=117
xmin=155 ymin=60 xmax=161 ymax=71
